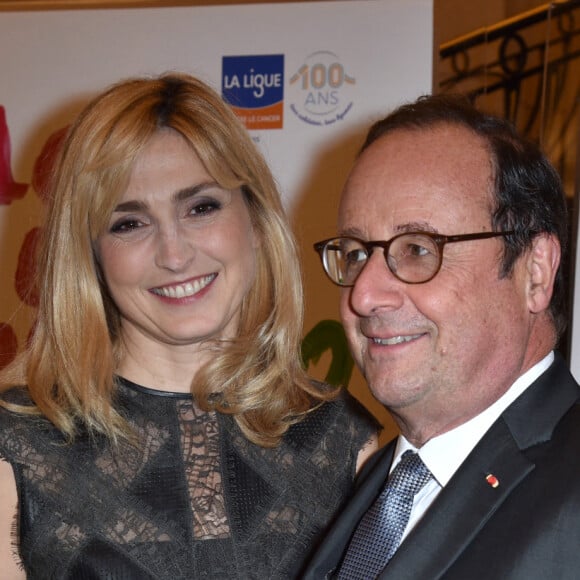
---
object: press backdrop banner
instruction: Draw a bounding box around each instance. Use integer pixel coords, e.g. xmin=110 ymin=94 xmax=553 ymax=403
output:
xmin=0 ymin=0 xmax=433 ymax=423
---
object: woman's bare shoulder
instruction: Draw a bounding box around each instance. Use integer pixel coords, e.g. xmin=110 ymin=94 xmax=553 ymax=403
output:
xmin=0 ymin=459 xmax=26 ymax=579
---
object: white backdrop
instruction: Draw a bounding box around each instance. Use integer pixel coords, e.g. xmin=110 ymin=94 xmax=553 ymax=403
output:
xmin=0 ymin=0 xmax=433 ymax=430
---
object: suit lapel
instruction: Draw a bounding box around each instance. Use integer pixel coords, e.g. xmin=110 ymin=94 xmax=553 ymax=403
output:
xmin=304 ymin=354 xmax=579 ymax=580
xmin=302 ymin=444 xmax=396 ymax=579
xmin=380 ymin=353 xmax=579 ymax=579
xmin=380 ymin=418 xmax=534 ymax=579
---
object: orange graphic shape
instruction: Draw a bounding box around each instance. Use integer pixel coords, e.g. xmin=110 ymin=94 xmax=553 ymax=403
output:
xmin=231 ymin=101 xmax=283 ymax=130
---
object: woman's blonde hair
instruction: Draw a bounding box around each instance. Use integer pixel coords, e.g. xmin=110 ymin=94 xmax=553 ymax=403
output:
xmin=2 ymin=72 xmax=333 ymax=446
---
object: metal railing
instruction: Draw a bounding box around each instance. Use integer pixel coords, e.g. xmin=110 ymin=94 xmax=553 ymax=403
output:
xmin=438 ymin=0 xmax=580 ymax=360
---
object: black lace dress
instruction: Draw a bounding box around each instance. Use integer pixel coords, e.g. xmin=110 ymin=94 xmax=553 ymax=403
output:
xmin=0 ymin=379 xmax=377 ymax=579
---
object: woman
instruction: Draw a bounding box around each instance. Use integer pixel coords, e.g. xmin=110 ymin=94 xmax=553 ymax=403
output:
xmin=0 ymin=73 xmax=377 ymax=579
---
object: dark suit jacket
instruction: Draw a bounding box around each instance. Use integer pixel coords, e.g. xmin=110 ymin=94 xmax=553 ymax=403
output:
xmin=303 ymin=352 xmax=580 ymax=579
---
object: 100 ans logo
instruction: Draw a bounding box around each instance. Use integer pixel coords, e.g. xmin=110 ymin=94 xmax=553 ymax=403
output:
xmin=290 ymin=52 xmax=355 ymax=125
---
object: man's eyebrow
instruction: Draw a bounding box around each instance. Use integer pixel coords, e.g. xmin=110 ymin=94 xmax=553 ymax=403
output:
xmin=396 ymin=222 xmax=438 ymax=234
xmin=112 ymin=181 xmax=222 ymax=212
xmin=338 ymin=222 xmax=438 ymax=238
xmin=339 ymin=226 xmax=365 ymax=238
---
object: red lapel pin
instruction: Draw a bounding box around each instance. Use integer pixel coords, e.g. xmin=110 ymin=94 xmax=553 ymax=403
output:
xmin=485 ymin=474 xmax=499 ymax=488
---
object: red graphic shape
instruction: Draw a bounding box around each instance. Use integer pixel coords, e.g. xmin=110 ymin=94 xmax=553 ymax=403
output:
xmin=0 ymin=323 xmax=18 ymax=370
xmin=32 ymin=126 xmax=68 ymax=201
xmin=0 ymin=105 xmax=28 ymax=205
xmin=15 ymin=227 xmax=41 ymax=307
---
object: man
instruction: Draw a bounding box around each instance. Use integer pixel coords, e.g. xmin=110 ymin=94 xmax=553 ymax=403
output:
xmin=304 ymin=94 xmax=580 ymax=579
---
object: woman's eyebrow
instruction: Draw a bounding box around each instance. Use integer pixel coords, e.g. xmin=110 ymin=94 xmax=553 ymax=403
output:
xmin=112 ymin=182 xmax=222 ymax=212
xmin=173 ymin=181 xmax=222 ymax=203
xmin=113 ymin=199 xmax=147 ymax=213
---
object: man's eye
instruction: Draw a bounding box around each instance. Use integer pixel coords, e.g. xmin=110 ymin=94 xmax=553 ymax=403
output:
xmin=345 ymin=249 xmax=367 ymax=263
xmin=407 ymin=243 xmax=431 ymax=257
xmin=110 ymin=218 xmax=144 ymax=233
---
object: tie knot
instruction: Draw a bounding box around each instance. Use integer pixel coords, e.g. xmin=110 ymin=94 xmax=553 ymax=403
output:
xmin=388 ymin=450 xmax=432 ymax=496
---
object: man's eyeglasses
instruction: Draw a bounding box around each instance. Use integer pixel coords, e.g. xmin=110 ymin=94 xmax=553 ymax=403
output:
xmin=314 ymin=231 xmax=515 ymax=286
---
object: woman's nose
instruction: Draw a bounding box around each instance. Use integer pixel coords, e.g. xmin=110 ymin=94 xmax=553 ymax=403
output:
xmin=155 ymin=226 xmax=194 ymax=272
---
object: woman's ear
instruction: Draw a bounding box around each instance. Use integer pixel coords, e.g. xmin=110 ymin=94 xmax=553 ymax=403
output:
xmin=526 ymin=233 xmax=561 ymax=314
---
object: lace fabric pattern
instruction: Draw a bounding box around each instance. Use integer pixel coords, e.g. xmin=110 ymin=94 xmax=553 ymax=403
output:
xmin=176 ymin=399 xmax=230 ymax=540
xmin=0 ymin=380 xmax=377 ymax=579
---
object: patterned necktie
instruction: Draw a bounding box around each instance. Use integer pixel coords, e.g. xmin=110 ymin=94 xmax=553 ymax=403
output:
xmin=336 ymin=450 xmax=432 ymax=579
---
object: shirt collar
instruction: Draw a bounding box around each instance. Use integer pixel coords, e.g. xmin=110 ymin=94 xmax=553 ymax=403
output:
xmin=393 ymin=352 xmax=554 ymax=486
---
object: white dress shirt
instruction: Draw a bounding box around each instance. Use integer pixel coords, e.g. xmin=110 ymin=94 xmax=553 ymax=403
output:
xmin=390 ymin=351 xmax=554 ymax=542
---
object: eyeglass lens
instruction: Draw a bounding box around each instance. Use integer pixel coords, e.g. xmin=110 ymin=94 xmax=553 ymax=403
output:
xmin=323 ymin=233 xmax=441 ymax=285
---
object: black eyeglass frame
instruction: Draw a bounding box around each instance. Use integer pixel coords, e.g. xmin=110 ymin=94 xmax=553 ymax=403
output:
xmin=313 ymin=230 xmax=516 ymax=286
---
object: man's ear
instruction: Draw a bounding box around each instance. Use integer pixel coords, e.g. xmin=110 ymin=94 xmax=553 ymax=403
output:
xmin=526 ymin=233 xmax=561 ymax=314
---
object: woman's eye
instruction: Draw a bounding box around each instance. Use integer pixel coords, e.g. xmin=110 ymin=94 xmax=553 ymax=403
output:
xmin=110 ymin=218 xmax=144 ymax=233
xmin=189 ymin=199 xmax=221 ymax=216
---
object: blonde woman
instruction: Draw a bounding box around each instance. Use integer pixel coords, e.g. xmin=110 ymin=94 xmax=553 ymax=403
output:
xmin=0 ymin=73 xmax=378 ymax=579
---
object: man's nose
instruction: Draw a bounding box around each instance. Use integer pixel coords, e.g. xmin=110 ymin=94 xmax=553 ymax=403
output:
xmin=347 ymin=249 xmax=405 ymax=316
